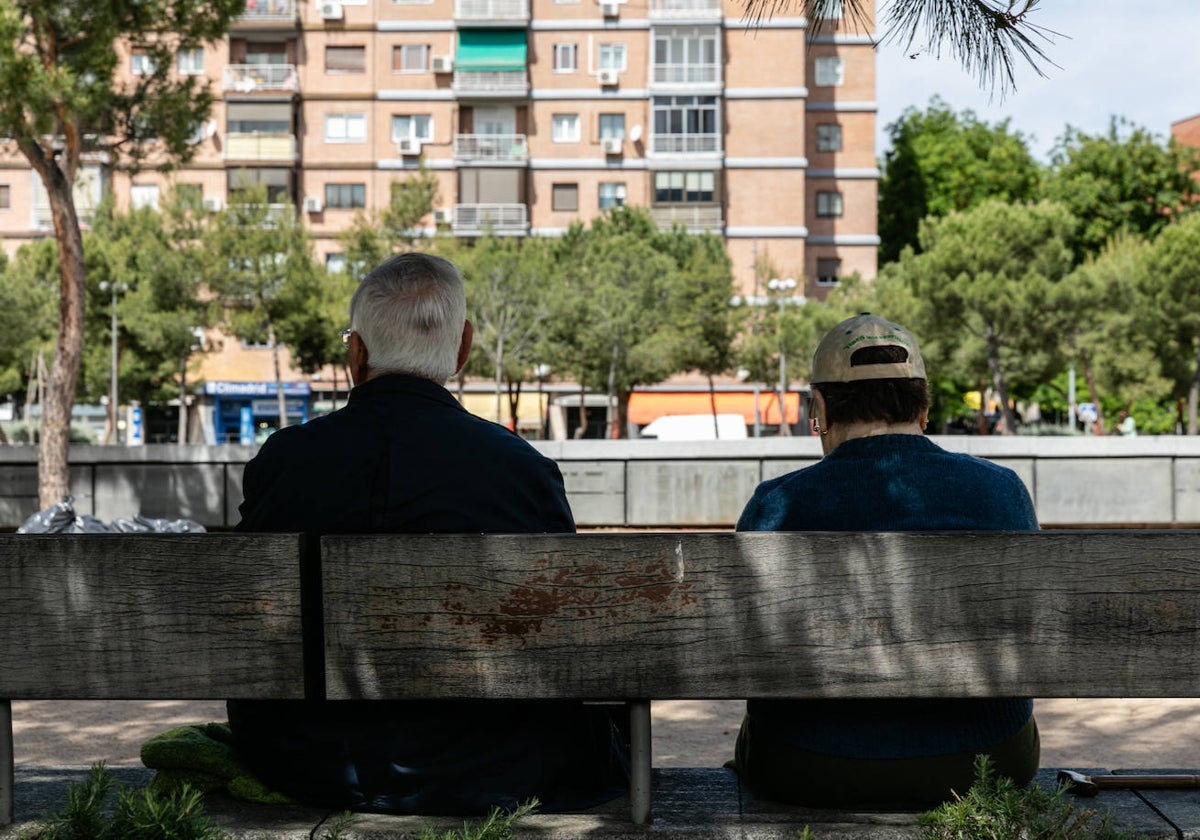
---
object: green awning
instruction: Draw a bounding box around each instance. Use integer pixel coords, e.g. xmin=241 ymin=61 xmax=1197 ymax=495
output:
xmin=456 ymin=29 xmax=527 ymax=72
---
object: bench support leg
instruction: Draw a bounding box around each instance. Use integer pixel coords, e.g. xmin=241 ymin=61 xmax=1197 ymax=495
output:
xmin=629 ymin=699 xmax=651 ymax=824
xmin=1 ymin=699 xmax=12 ymax=826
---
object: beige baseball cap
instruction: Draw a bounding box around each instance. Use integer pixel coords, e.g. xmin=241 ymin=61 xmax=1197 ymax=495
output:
xmin=811 ymin=313 xmax=927 ymax=384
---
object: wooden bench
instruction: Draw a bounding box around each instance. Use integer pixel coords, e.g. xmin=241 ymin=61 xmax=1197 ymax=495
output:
xmin=4 ymin=530 xmax=1200 ymax=833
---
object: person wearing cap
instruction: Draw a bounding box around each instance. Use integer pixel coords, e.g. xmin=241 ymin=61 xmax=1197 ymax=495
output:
xmin=731 ymin=313 xmax=1040 ymax=809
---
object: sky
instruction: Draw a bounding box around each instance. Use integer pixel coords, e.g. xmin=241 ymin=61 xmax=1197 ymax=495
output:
xmin=873 ymin=1 xmax=1200 ymax=161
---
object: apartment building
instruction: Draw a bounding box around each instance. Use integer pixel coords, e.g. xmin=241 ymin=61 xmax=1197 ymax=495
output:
xmin=0 ymin=0 xmax=878 ymax=296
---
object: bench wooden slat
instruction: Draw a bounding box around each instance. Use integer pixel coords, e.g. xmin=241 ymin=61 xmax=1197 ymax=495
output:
xmin=321 ymin=531 xmax=1200 ymax=700
xmin=0 ymin=534 xmax=306 ymax=699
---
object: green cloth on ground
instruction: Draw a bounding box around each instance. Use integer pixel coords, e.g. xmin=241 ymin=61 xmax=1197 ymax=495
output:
xmin=141 ymin=722 xmax=294 ymax=805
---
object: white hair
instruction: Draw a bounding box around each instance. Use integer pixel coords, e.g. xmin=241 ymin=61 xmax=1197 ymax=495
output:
xmin=349 ymin=252 xmax=467 ymax=383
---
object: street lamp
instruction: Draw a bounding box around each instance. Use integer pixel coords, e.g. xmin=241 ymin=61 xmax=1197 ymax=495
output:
xmin=729 ymin=294 xmax=763 ymax=437
xmin=98 ymin=281 xmax=128 ymax=444
xmin=766 ymin=277 xmax=800 ymax=436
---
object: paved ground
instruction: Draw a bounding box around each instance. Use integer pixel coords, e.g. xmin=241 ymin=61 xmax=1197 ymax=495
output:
xmin=13 ymin=698 xmax=1200 ymax=769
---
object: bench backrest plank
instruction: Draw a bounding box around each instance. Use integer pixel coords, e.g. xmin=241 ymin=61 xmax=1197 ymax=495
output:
xmin=321 ymin=531 xmax=1200 ymax=701
xmin=0 ymin=534 xmax=306 ymax=699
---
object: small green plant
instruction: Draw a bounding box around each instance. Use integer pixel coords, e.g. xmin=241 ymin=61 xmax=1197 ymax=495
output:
xmin=417 ymin=798 xmax=539 ymax=840
xmin=27 ymin=763 xmax=228 ymax=840
xmin=918 ymin=755 xmax=1147 ymax=840
xmin=317 ymin=811 xmax=358 ymax=840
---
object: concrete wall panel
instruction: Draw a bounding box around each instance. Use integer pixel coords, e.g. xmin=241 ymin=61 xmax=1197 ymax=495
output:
xmin=93 ymin=464 xmax=227 ymax=526
xmin=560 ymin=461 xmax=625 ymax=527
xmin=1033 ymin=458 xmax=1172 ymax=525
xmin=1174 ymin=459 xmax=1200 ymax=525
xmin=626 ymin=461 xmax=760 ymax=526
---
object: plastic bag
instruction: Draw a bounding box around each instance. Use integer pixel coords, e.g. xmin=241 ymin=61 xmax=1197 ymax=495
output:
xmin=17 ymin=496 xmax=207 ymax=534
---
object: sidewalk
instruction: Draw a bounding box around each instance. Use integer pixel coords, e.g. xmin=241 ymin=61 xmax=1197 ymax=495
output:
xmin=8 ymin=699 xmax=1200 ymax=838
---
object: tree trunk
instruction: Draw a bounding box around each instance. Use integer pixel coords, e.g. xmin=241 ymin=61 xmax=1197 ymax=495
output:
xmin=986 ymin=327 xmax=1017 ymax=437
xmin=269 ymin=320 xmax=288 ymax=430
xmin=178 ymin=352 xmax=189 ymax=445
xmin=575 ymin=377 xmax=587 ymax=439
xmin=1080 ymin=348 xmax=1104 ymax=436
xmin=38 ymin=174 xmax=87 ymax=508
xmin=708 ymin=374 xmax=719 ymax=438
xmin=607 ymin=341 xmax=619 ymax=439
xmin=506 ymin=379 xmax=522 ymax=432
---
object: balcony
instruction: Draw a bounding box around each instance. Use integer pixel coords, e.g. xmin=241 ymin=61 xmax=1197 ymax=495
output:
xmin=224 ymin=133 xmax=297 ymax=162
xmin=650 ymin=205 xmax=723 ymax=232
xmin=651 ymin=133 xmax=720 ymax=155
xmin=454 ymin=0 xmax=529 ymax=22
xmin=649 ymin=0 xmax=722 ymax=19
xmin=233 ymin=0 xmax=297 ymax=26
xmin=452 ymin=203 xmax=529 ymax=235
xmin=454 ymin=134 xmax=529 ymax=163
xmin=452 ymin=71 xmax=528 ymax=97
xmin=651 ymin=63 xmax=720 ymax=85
xmin=222 ymin=64 xmax=299 ymax=94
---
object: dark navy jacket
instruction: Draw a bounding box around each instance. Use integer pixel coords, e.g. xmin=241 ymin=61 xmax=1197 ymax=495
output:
xmin=229 ymin=374 xmax=628 ymax=814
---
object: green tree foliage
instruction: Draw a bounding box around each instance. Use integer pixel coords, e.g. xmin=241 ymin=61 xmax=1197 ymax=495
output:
xmin=203 ymin=186 xmax=321 ymax=430
xmin=83 ymin=199 xmax=212 ymax=441
xmin=879 ymin=98 xmax=1041 ymax=263
xmin=0 ymin=241 xmax=56 ymax=402
xmin=1139 ymin=213 xmax=1200 ymax=434
xmin=458 ymin=235 xmax=556 ymax=426
xmin=340 ymin=163 xmax=440 ymax=274
xmin=1041 ymin=118 xmax=1200 ymax=262
xmin=0 ymin=0 xmax=245 ymax=504
xmin=893 ymin=199 xmax=1076 ymax=434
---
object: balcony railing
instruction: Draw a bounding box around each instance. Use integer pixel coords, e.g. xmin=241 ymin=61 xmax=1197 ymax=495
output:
xmin=235 ymin=0 xmax=297 ymax=23
xmin=649 ymin=0 xmax=722 ymax=18
xmin=453 ymin=203 xmax=529 ymax=235
xmin=454 ymin=134 xmax=529 ymax=162
xmin=651 ymin=133 xmax=720 ymax=154
xmin=650 ymin=205 xmax=723 ymax=232
xmin=222 ymin=64 xmax=299 ymax=94
xmin=454 ymin=0 xmax=529 ymax=20
xmin=224 ymin=133 xmax=297 ymax=162
xmin=651 ymin=63 xmax=720 ymax=85
xmin=452 ymin=71 xmax=528 ymax=96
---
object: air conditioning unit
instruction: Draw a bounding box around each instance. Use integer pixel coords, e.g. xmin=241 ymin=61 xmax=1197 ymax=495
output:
xmin=397 ymin=137 xmax=423 ymax=155
xmin=601 ymin=137 xmax=622 ymax=155
xmin=600 ymin=0 xmax=619 ymax=16
xmin=318 ymin=1 xmax=343 ymax=20
xmin=202 ymin=196 xmax=224 ymax=212
xmin=431 ymin=55 xmax=454 ymax=73
xmin=433 ymin=208 xmax=453 ymax=224
xmin=597 ymin=68 xmax=619 ymax=86
xmin=303 ymin=196 xmax=323 ymax=213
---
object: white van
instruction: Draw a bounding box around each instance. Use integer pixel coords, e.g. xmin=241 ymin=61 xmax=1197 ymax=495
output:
xmin=638 ymin=413 xmax=748 ymax=441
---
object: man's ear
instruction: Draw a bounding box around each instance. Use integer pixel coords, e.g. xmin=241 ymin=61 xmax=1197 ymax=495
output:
xmin=348 ymin=331 xmax=370 ymax=386
xmin=455 ymin=320 xmax=474 ymax=375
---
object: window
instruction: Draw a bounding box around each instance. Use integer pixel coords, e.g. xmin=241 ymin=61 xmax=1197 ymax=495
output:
xmin=652 ymin=95 xmax=718 ymax=153
xmin=654 ymin=170 xmax=714 ymax=203
xmin=554 ymin=43 xmax=578 ymax=72
xmin=552 ymin=114 xmax=580 ymax=143
xmin=227 ymin=101 xmax=292 ymax=135
xmin=228 ymin=168 xmax=293 ymax=204
xmin=598 ymin=182 xmax=626 ymax=210
xmin=393 ymin=44 xmax=429 ymax=73
xmin=0 ymin=184 xmax=10 ymax=210
xmin=131 ymin=49 xmax=156 ymax=76
xmin=326 ymin=46 xmax=366 ymax=74
xmin=816 ymin=123 xmax=842 ymax=152
xmin=814 ymin=56 xmax=844 ymax=86
xmin=130 ymin=183 xmax=161 ymax=211
xmin=816 ymin=258 xmax=842 ymax=287
xmin=176 ymin=48 xmax=204 ymax=75
xmin=325 ymin=113 xmax=366 ymax=143
xmin=552 ymin=183 xmax=579 ymax=212
xmin=391 ymin=114 xmax=433 ymax=142
xmin=652 ymin=26 xmax=718 ymax=84
xmin=598 ymin=43 xmax=627 ymax=71
xmin=326 ymin=253 xmax=348 ymax=273
xmin=816 ymin=190 xmax=843 ymax=217
xmin=325 ymin=183 xmax=366 ymax=209
xmin=599 ymin=113 xmax=625 ymax=140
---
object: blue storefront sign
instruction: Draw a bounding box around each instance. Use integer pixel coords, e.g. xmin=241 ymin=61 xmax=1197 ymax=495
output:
xmin=207 ymin=381 xmax=312 ymax=444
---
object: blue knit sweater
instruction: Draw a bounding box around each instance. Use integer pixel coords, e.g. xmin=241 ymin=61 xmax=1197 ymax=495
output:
xmin=736 ymin=434 xmax=1039 ymax=759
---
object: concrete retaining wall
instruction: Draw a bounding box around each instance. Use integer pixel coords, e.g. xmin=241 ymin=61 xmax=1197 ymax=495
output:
xmin=3 ymin=437 xmax=1200 ymax=530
